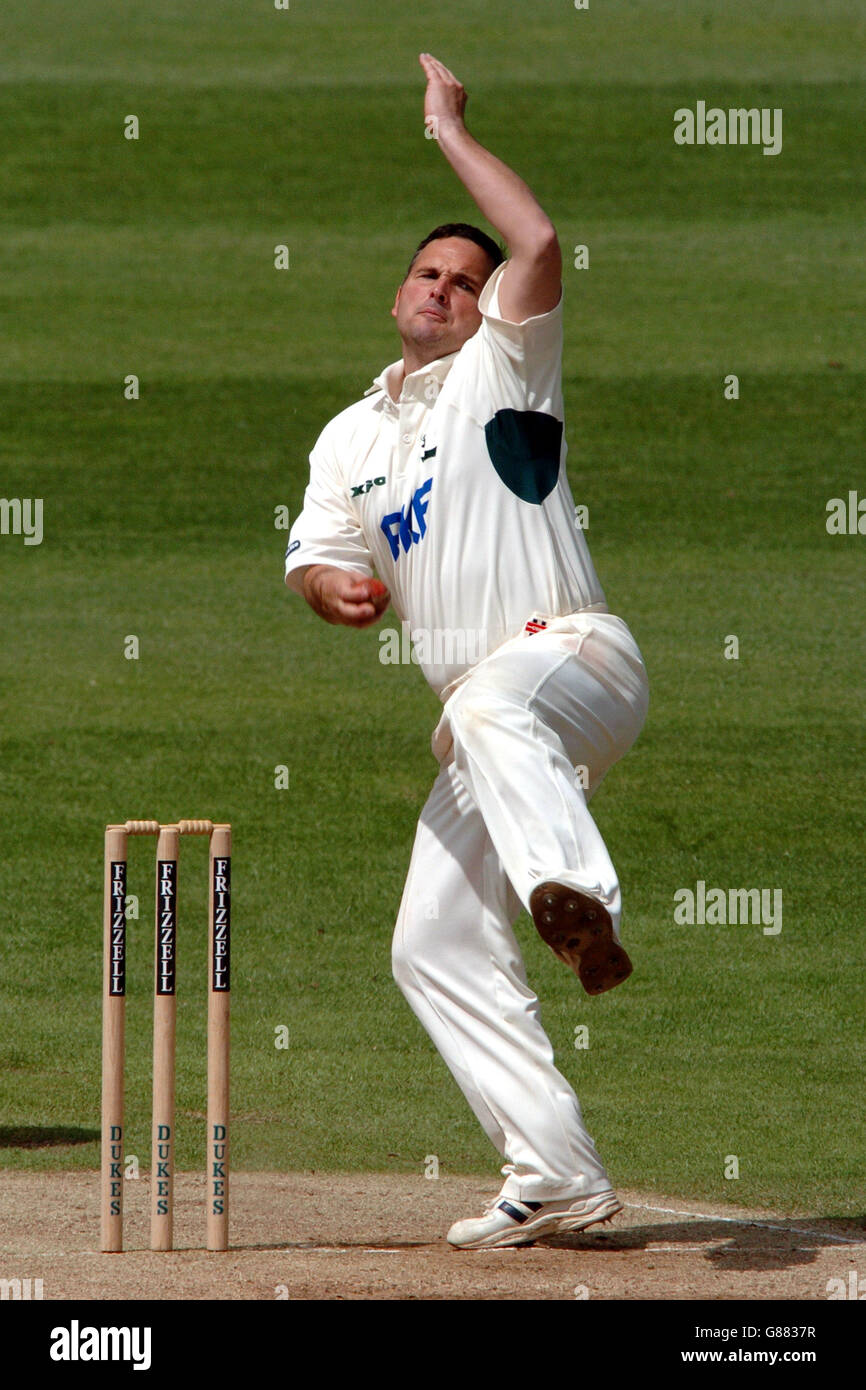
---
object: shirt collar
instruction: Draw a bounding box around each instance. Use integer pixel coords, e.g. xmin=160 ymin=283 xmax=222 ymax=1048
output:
xmin=364 ymin=351 xmax=458 ymax=409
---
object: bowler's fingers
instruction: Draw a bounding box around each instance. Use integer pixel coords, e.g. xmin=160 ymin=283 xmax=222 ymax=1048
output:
xmin=337 ymin=576 xmax=390 ymax=627
xmin=420 ymin=53 xmax=460 ymax=85
xmin=420 ymin=54 xmax=467 ymax=128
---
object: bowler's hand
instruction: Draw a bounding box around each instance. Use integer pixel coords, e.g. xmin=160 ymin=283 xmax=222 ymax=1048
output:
xmin=420 ymin=53 xmax=468 ymax=133
xmin=302 ymin=566 xmax=390 ymax=628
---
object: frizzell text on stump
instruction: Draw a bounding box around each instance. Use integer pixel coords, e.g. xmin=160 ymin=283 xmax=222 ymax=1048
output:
xmin=211 ymin=857 xmax=231 ymax=991
xmin=156 ymin=860 xmax=177 ymax=995
xmin=109 ymin=861 xmax=126 ymax=996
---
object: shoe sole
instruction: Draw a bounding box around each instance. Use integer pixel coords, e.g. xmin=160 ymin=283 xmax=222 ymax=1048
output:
xmin=529 ymin=882 xmax=633 ymax=995
xmin=552 ymin=1193 xmax=623 ymax=1236
xmin=450 ymin=1194 xmax=623 ymax=1250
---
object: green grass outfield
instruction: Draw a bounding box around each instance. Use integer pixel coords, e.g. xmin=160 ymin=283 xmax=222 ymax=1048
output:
xmin=0 ymin=1 xmax=863 ymax=1218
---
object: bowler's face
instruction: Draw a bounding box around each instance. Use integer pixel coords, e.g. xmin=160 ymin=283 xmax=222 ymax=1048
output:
xmin=391 ymin=237 xmax=494 ymax=363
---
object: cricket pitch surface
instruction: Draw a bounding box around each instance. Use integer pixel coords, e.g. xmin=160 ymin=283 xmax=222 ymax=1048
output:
xmin=1 ymin=1173 xmax=862 ymax=1300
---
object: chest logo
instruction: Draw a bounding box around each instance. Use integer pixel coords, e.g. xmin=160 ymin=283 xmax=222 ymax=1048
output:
xmin=380 ymin=477 xmax=433 ymax=561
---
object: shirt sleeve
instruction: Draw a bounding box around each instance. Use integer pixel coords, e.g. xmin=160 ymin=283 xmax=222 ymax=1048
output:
xmin=470 ymin=259 xmax=564 ymax=418
xmin=284 ymin=422 xmax=375 ymax=581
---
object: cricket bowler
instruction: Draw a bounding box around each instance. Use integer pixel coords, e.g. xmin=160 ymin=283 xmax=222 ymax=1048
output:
xmin=284 ymin=54 xmax=649 ymax=1249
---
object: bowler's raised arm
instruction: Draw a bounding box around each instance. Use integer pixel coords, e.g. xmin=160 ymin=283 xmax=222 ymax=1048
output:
xmin=419 ymin=53 xmax=561 ymax=322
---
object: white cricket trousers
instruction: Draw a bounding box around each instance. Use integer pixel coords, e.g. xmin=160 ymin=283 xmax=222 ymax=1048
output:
xmin=391 ymin=610 xmax=649 ymax=1202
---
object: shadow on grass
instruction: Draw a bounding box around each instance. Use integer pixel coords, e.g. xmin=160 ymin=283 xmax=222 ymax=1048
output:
xmin=0 ymin=1126 xmax=99 ymax=1149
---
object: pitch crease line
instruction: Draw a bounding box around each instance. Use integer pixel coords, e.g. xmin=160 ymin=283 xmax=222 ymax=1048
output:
xmin=625 ymin=1202 xmax=865 ymax=1246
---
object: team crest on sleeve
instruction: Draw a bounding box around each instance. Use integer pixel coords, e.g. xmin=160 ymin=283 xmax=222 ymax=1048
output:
xmin=380 ymin=477 xmax=433 ymax=561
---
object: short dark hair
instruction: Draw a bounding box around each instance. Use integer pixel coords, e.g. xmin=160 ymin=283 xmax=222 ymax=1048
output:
xmin=405 ymin=223 xmax=505 ymax=280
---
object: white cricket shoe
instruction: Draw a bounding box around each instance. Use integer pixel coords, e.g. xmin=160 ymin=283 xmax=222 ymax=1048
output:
xmin=446 ymin=1189 xmax=622 ymax=1250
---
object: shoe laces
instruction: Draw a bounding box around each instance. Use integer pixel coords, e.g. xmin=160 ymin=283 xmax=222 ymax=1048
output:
xmin=481 ymin=1195 xmax=504 ymax=1217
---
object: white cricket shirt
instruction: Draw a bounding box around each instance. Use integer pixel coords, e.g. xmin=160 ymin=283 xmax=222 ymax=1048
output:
xmin=285 ymin=260 xmax=607 ymax=699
